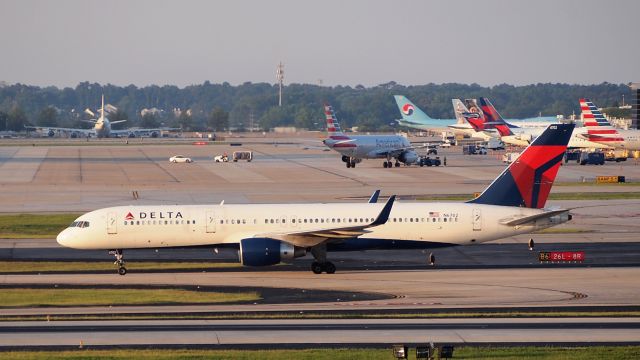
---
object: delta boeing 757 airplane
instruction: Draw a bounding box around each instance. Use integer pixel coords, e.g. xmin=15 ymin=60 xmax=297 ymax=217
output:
xmin=57 ymin=124 xmax=575 ymax=275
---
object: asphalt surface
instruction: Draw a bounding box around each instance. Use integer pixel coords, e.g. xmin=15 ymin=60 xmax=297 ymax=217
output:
xmin=0 ymin=318 xmax=638 ymax=347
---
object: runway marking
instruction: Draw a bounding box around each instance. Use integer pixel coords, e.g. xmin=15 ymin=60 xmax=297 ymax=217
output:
xmin=248 ymin=147 xmax=369 ymax=186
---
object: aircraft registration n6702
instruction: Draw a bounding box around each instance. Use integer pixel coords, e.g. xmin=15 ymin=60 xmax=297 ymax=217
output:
xmin=57 ymin=124 xmax=576 ymax=276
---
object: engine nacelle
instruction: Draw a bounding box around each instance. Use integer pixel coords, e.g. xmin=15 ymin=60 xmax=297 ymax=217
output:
xmin=47 ymin=130 xmax=55 ymax=137
xmin=239 ymin=238 xmax=306 ymax=266
xmin=399 ymin=151 xmax=418 ymax=164
xmin=150 ymin=131 xmax=160 ymax=138
xmin=341 ymin=155 xmax=350 ymax=163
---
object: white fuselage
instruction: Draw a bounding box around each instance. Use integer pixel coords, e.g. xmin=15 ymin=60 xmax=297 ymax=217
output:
xmin=324 ymin=134 xmax=412 ymax=159
xmin=57 ymin=202 xmax=568 ymax=251
xmin=591 ymin=130 xmax=640 ymax=151
xmin=499 ymin=127 xmax=611 ymax=149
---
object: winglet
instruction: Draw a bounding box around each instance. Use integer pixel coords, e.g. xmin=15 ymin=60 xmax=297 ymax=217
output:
xmin=368 ymin=190 xmax=381 ymax=203
xmin=370 ymin=195 xmax=396 ymax=226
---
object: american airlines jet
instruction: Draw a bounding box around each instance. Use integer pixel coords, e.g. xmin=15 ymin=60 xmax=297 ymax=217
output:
xmin=57 ymin=124 xmax=575 ymax=275
xmin=322 ymin=104 xmax=422 ymax=168
xmin=579 ymin=98 xmax=640 ymax=151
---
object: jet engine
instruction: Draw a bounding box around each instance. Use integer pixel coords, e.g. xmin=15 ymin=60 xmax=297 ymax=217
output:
xmin=47 ymin=130 xmax=55 ymax=137
xmin=399 ymin=151 xmax=418 ymax=164
xmin=239 ymin=238 xmax=306 ymax=266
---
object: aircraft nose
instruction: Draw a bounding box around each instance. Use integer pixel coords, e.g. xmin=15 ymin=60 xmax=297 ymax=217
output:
xmin=56 ymin=228 xmax=72 ymax=248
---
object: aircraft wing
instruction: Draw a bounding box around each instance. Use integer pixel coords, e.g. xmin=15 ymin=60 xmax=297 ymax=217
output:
xmin=371 ymin=144 xmax=427 ymax=158
xmin=25 ymin=126 xmax=94 ymax=136
xmin=499 ymin=209 xmax=569 ymax=226
xmin=252 ymin=195 xmax=396 ymax=247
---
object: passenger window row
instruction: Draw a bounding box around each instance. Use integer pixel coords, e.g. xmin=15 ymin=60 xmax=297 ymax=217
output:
xmin=124 ymin=220 xmax=194 ymax=226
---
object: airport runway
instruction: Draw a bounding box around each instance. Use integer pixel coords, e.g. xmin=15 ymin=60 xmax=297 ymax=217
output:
xmin=1 ymin=138 xmax=639 ymax=349
xmin=0 ymin=318 xmax=638 ymax=347
xmin=0 ymin=138 xmax=639 ymax=212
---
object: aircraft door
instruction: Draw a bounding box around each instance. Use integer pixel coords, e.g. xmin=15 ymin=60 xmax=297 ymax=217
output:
xmin=107 ymin=212 xmax=117 ymax=234
xmin=472 ymin=208 xmax=482 ymax=231
xmin=206 ymin=211 xmax=216 ymax=233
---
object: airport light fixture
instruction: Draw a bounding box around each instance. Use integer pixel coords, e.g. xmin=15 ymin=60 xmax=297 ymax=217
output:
xmin=392 ymin=344 xmax=408 ymax=359
xmin=439 ymin=344 xmax=454 ymax=359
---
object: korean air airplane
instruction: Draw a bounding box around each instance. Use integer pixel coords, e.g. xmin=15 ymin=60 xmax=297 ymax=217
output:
xmin=394 ymin=95 xmax=559 ymax=136
xmin=579 ymin=98 xmax=640 ymax=151
xmin=322 ymin=104 xmax=422 ymax=168
xmin=57 ymin=124 xmax=575 ymax=275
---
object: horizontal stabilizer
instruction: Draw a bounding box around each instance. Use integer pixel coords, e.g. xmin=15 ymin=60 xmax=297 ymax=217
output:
xmin=499 ymin=209 xmax=569 ymax=226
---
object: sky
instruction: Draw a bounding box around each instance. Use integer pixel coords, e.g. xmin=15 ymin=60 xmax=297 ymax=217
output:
xmin=0 ymin=0 xmax=638 ymax=88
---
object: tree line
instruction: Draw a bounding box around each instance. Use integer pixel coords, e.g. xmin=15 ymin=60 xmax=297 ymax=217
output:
xmin=0 ymin=81 xmax=632 ymax=132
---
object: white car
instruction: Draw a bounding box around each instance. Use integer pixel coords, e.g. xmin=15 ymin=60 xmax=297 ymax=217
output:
xmin=214 ymin=154 xmax=229 ymax=162
xmin=169 ymin=155 xmax=192 ymax=163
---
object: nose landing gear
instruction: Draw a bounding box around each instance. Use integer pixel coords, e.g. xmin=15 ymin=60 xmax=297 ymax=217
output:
xmin=109 ymin=249 xmax=127 ymax=275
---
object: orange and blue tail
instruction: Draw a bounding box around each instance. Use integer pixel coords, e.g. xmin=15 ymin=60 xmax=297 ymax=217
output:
xmin=469 ymin=123 xmax=574 ymax=208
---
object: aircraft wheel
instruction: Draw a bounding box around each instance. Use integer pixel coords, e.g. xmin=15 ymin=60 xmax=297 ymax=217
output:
xmin=118 ymin=267 xmax=127 ymax=276
xmin=311 ymin=262 xmax=323 ymax=274
xmin=324 ymin=262 xmax=336 ymax=274
xmin=351 ymin=161 xmax=356 ymax=168
xmin=346 ymin=162 xmax=351 ymax=168
xmin=395 ymin=161 xmax=400 ymax=167
xmin=383 ymin=161 xmax=388 ymax=168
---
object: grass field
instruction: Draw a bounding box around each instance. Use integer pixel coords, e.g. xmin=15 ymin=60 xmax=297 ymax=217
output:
xmin=0 ymin=346 xmax=638 ymax=360
xmin=0 ymin=288 xmax=260 ymax=307
xmin=0 ymin=261 xmax=240 ymax=273
xmin=0 ymin=214 xmax=78 ymax=238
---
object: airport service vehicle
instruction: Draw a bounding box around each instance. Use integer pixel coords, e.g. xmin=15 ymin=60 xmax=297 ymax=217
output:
xmin=418 ymin=156 xmax=441 ymax=167
xmin=579 ymin=98 xmax=640 ymax=151
xmin=579 ymin=152 xmax=605 ymax=165
xmin=214 ymin=154 xmax=229 ymax=162
xmin=604 ymin=149 xmax=628 ymax=162
xmin=322 ymin=104 xmax=423 ymax=168
xmin=463 ymin=145 xmax=487 ymax=155
xmin=232 ymin=151 xmax=253 ymax=162
xmin=169 ymin=155 xmax=192 ymax=163
xmin=502 ymin=152 xmax=521 ymax=164
xmin=57 ymin=124 xmax=575 ymax=275
xmin=26 ymin=95 xmax=176 ymax=139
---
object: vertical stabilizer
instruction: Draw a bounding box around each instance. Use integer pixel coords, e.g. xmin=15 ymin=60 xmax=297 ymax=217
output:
xmin=324 ymin=103 xmax=344 ymax=136
xmin=394 ymin=95 xmax=435 ymax=123
xmin=579 ymin=98 xmax=623 ymax=142
xmin=469 ymin=124 xmax=574 ymax=209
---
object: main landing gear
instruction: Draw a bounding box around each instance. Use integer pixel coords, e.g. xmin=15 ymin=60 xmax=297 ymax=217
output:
xmin=110 ymin=249 xmax=127 ymax=275
xmin=382 ymin=160 xmax=400 ymax=168
xmin=310 ymin=244 xmax=336 ymax=274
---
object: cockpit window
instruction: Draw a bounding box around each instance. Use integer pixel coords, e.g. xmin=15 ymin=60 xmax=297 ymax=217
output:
xmin=69 ymin=221 xmax=90 ymax=228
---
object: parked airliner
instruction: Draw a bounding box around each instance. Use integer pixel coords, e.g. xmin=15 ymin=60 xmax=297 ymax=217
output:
xmin=322 ymin=104 xmax=422 ymax=168
xmin=27 ymin=95 xmax=175 ymax=138
xmin=465 ymin=97 xmax=610 ymax=149
xmin=57 ymin=124 xmax=575 ymax=275
xmin=579 ymin=98 xmax=640 ymax=150
xmin=394 ymin=95 xmax=558 ymax=135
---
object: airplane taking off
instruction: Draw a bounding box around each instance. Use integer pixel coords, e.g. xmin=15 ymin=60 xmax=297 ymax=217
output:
xmin=394 ymin=95 xmax=558 ymax=135
xmin=464 ymin=97 xmax=610 ymax=149
xmin=321 ymin=104 xmax=422 ymax=168
xmin=27 ymin=95 xmax=174 ymax=138
xmin=57 ymin=124 xmax=575 ymax=275
xmin=579 ymin=98 xmax=640 ymax=150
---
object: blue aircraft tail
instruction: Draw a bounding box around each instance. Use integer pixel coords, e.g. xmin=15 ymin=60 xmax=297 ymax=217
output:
xmin=394 ymin=95 xmax=436 ymax=123
xmin=468 ymin=123 xmax=574 ymax=209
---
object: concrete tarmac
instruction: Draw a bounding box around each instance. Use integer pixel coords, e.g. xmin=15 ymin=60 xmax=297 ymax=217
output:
xmin=0 ymin=318 xmax=639 ymax=347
